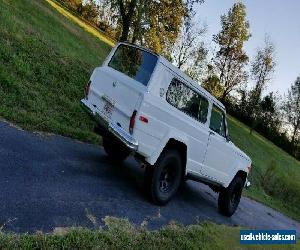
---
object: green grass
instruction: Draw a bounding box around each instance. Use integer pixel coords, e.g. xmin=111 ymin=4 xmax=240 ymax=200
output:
xmin=45 ymin=0 xmax=115 ymax=46
xmin=228 ymin=116 xmax=300 ymax=221
xmin=0 ymin=0 xmax=300 ymax=225
xmin=0 ymin=0 xmax=112 ymax=144
xmin=0 ymin=217 xmax=298 ymax=249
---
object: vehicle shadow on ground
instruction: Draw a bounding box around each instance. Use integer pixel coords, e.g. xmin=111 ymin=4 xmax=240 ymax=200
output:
xmin=74 ymin=149 xmax=221 ymax=216
xmin=67 ymin=148 xmax=220 ymax=214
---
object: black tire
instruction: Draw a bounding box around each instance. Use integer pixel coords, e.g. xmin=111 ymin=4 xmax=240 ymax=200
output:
xmin=218 ymin=176 xmax=244 ymax=217
xmin=144 ymin=149 xmax=182 ymax=205
xmin=102 ymin=137 xmax=130 ymax=162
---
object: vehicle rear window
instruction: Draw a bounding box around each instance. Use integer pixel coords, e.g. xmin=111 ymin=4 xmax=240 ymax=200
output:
xmin=166 ymin=78 xmax=209 ymax=124
xmin=108 ymin=44 xmax=158 ymax=86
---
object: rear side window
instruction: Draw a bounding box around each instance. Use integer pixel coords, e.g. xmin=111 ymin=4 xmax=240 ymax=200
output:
xmin=108 ymin=44 xmax=158 ymax=86
xmin=166 ymin=78 xmax=209 ymax=124
xmin=210 ymin=105 xmax=226 ymax=137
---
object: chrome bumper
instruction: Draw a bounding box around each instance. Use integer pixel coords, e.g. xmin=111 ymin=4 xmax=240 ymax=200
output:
xmin=80 ymin=99 xmax=138 ymax=151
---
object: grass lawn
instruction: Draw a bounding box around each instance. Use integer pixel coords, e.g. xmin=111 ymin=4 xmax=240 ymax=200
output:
xmin=228 ymin=116 xmax=300 ymax=221
xmin=0 ymin=217 xmax=298 ymax=249
xmin=0 ymin=0 xmax=299 ymax=227
xmin=0 ymin=0 xmax=112 ymax=144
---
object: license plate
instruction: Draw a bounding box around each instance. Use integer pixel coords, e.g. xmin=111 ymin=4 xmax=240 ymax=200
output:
xmin=101 ymin=101 xmax=114 ymax=120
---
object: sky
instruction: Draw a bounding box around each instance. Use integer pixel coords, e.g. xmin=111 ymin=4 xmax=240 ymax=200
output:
xmin=197 ymin=0 xmax=300 ymax=95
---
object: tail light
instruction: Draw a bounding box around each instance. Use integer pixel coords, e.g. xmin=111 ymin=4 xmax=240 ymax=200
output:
xmin=85 ymin=80 xmax=91 ymax=98
xmin=139 ymin=115 xmax=148 ymax=123
xmin=129 ymin=110 xmax=137 ymax=134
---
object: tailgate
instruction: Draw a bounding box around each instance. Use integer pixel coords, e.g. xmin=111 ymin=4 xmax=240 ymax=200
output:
xmin=87 ymin=67 xmax=144 ymax=133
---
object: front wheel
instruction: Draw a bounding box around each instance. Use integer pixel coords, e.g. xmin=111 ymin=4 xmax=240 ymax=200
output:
xmin=102 ymin=137 xmax=130 ymax=162
xmin=144 ymin=149 xmax=182 ymax=205
xmin=218 ymin=176 xmax=244 ymax=217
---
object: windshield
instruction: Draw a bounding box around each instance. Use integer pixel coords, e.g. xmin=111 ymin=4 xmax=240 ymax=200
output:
xmin=108 ymin=44 xmax=158 ymax=86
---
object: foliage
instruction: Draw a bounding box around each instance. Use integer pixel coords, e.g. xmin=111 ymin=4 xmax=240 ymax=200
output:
xmin=110 ymin=0 xmax=138 ymax=41
xmin=80 ymin=0 xmax=99 ymax=24
xmin=225 ymin=91 xmax=296 ymax=159
xmin=261 ymin=161 xmax=277 ymax=190
xmin=213 ymin=2 xmax=250 ymax=101
xmin=143 ymin=0 xmax=186 ymax=53
xmin=47 ymin=0 xmax=115 ymax=46
xmin=0 ymin=217 xmax=298 ymax=249
xmin=59 ymin=0 xmax=99 ymax=24
xmin=228 ymin=116 xmax=300 ymax=222
xmin=249 ymin=37 xmax=276 ymax=134
xmin=58 ymin=0 xmax=202 ymax=56
xmin=110 ymin=0 xmax=186 ymax=53
xmin=0 ymin=218 xmax=213 ymax=249
xmin=202 ymin=65 xmax=224 ymax=98
xmin=259 ymin=93 xmax=282 ymax=132
xmin=97 ymin=0 xmax=119 ymax=37
xmin=169 ymin=11 xmax=208 ymax=81
xmin=282 ymin=76 xmax=300 ymax=152
xmin=60 ymin=0 xmax=82 ymax=11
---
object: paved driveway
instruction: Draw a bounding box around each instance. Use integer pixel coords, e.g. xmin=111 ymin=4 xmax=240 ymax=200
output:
xmin=0 ymin=121 xmax=299 ymax=234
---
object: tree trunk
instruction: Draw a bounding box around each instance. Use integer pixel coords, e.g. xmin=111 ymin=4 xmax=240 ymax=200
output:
xmin=118 ymin=0 xmax=137 ymax=42
xmin=120 ymin=18 xmax=130 ymax=41
xmin=220 ymin=89 xmax=228 ymax=103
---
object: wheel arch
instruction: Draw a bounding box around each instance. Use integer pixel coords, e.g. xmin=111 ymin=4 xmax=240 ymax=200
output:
xmin=232 ymin=170 xmax=248 ymax=185
xmin=146 ymin=137 xmax=188 ymax=179
xmin=164 ymin=139 xmax=187 ymax=180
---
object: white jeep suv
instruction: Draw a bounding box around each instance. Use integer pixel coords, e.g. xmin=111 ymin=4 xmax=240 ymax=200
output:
xmin=81 ymin=42 xmax=252 ymax=216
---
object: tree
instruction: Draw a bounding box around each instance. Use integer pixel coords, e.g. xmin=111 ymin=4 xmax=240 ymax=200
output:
xmin=170 ymin=14 xmax=207 ymax=72
xmin=249 ymin=37 xmax=276 ymax=134
xmin=107 ymin=0 xmax=186 ymax=52
xmin=213 ymin=2 xmax=250 ymax=102
xmin=283 ymin=76 xmax=300 ymax=152
xmin=202 ymin=64 xmax=224 ymax=98
xmin=97 ymin=0 xmax=118 ymax=38
xmin=62 ymin=0 xmax=99 ymax=25
xmin=259 ymin=92 xmax=281 ymax=131
xmin=141 ymin=0 xmax=186 ymax=53
xmin=106 ymin=0 xmax=206 ymax=54
xmin=81 ymin=0 xmax=99 ymax=24
xmin=146 ymin=0 xmax=204 ymax=54
xmin=111 ymin=0 xmax=138 ymax=41
xmin=61 ymin=0 xmax=83 ymax=11
xmin=157 ymin=0 xmax=207 ymax=81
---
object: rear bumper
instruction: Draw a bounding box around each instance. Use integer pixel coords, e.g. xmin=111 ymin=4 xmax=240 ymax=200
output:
xmin=80 ymin=99 xmax=138 ymax=151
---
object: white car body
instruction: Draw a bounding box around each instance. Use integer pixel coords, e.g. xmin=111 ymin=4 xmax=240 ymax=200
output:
xmin=81 ymin=42 xmax=252 ymax=190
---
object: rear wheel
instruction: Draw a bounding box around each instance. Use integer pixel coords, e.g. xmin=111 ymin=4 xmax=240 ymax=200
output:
xmin=144 ymin=149 xmax=182 ymax=205
xmin=218 ymin=176 xmax=244 ymax=216
xmin=102 ymin=137 xmax=130 ymax=162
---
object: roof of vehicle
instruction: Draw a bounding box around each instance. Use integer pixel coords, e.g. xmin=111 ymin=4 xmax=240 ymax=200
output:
xmin=119 ymin=42 xmax=225 ymax=110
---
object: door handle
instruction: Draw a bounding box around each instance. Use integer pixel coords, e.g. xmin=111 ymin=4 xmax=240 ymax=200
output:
xmin=209 ymin=131 xmax=215 ymax=136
